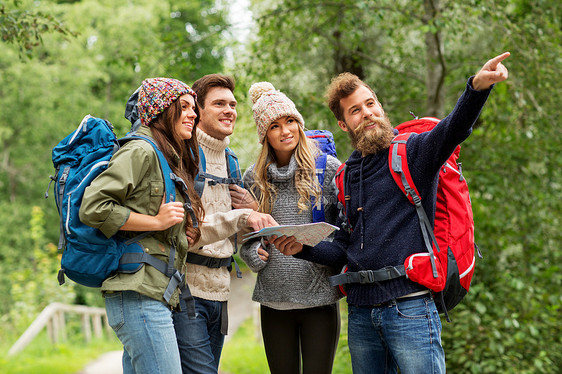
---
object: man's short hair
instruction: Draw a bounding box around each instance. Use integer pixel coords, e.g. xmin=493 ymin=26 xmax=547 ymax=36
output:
xmin=325 ymin=72 xmax=377 ymax=122
xmin=192 ymin=74 xmax=235 ymax=109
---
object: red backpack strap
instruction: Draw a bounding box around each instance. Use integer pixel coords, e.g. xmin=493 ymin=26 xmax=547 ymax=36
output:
xmin=388 ymin=132 xmax=439 ymax=278
xmin=334 ymin=163 xmax=352 ymax=233
xmin=389 ymin=133 xmax=420 ymax=205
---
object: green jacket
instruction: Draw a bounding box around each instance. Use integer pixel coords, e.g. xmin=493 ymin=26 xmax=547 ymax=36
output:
xmin=79 ymin=126 xmax=192 ymax=308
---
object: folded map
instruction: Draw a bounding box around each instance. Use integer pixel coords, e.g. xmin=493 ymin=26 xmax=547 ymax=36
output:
xmin=242 ymin=222 xmax=339 ymax=247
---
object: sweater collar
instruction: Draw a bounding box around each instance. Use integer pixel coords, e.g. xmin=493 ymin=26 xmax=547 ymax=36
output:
xmin=196 ymin=127 xmax=230 ymax=158
xmin=267 ymin=154 xmax=298 ymax=181
xmin=196 ymin=127 xmax=230 ymax=154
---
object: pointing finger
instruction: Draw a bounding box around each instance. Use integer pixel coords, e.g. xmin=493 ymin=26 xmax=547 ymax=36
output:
xmin=488 ymin=52 xmax=510 ymax=69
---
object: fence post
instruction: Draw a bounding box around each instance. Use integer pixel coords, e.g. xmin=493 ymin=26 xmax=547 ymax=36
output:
xmin=57 ymin=310 xmax=67 ymax=342
xmin=81 ymin=313 xmax=92 ymax=342
xmin=92 ymin=313 xmax=103 ymax=339
xmin=8 ymin=303 xmax=108 ymax=356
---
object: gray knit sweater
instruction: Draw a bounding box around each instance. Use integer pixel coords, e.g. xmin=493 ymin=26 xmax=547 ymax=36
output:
xmin=240 ymin=154 xmax=342 ymax=309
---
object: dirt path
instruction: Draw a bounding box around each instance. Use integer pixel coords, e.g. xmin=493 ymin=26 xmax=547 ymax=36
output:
xmin=76 ymin=272 xmax=258 ymax=374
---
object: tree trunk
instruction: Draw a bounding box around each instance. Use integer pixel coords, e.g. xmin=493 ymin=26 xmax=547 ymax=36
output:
xmin=332 ymin=7 xmax=365 ymax=79
xmin=424 ymin=0 xmax=446 ymax=118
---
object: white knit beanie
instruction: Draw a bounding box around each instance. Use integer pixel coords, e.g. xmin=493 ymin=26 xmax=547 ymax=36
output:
xmin=249 ymin=82 xmax=305 ymax=143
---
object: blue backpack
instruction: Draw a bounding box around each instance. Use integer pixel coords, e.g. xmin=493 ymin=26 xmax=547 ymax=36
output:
xmin=47 ymin=115 xmax=197 ymax=314
xmin=305 ymin=129 xmax=338 ymax=223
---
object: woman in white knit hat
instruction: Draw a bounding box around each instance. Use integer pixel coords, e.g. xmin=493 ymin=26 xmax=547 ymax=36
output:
xmin=234 ymin=82 xmax=342 ymax=374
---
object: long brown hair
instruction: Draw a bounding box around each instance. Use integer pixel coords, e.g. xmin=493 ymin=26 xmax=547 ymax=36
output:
xmin=149 ymin=98 xmax=204 ymax=241
xmin=251 ymin=126 xmax=322 ymax=214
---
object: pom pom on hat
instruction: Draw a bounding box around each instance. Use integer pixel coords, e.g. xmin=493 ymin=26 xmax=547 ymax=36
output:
xmin=249 ymin=82 xmax=276 ymax=104
xmin=138 ymin=77 xmax=196 ymax=126
xmin=249 ymin=82 xmax=304 ymax=143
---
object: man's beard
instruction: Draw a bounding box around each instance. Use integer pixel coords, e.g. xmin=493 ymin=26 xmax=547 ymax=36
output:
xmin=347 ymin=115 xmax=395 ymax=156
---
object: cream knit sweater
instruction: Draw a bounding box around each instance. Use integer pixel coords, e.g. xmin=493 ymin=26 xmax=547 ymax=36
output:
xmin=185 ymin=128 xmax=253 ymax=301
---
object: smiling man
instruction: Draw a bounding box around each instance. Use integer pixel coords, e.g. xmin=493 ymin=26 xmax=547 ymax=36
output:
xmin=172 ymin=74 xmax=273 ymax=374
xmin=274 ymin=52 xmax=510 ymax=373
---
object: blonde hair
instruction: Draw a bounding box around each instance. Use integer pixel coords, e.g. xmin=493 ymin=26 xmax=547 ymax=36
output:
xmin=251 ymin=126 xmax=322 ymax=214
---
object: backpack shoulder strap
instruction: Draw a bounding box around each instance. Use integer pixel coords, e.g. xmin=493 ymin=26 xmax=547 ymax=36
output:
xmin=311 ymin=152 xmax=328 ymax=223
xmin=194 ymin=146 xmax=206 ymax=197
xmin=334 ymin=162 xmax=352 ymax=232
xmin=121 ymin=135 xmax=176 ymax=203
xmin=121 ymin=134 xmax=198 ymax=228
xmin=389 ymin=132 xmax=420 ymax=205
xmin=195 ymin=146 xmax=243 ymax=195
xmin=225 ymin=147 xmax=243 ymax=185
xmin=315 ymin=152 xmax=328 ymax=187
xmin=388 ymin=132 xmax=439 ymax=277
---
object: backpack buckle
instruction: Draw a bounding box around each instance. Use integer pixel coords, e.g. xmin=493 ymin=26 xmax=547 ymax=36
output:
xmin=358 ymin=270 xmax=375 ymax=284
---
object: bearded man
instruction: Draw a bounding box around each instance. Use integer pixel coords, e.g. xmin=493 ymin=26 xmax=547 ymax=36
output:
xmin=273 ymin=52 xmax=510 ymax=374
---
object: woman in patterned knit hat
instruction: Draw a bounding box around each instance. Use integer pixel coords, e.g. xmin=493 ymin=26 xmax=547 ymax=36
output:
xmin=80 ymin=77 xmax=206 ymax=374
xmin=236 ymin=82 xmax=342 ymax=374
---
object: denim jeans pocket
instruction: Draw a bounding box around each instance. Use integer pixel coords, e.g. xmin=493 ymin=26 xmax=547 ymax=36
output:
xmin=104 ymin=291 xmax=125 ymax=331
xmin=394 ymin=297 xmax=431 ymax=319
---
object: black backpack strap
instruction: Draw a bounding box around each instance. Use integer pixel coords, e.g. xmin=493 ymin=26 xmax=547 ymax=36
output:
xmin=195 ymin=147 xmax=242 ymax=195
xmin=187 ymin=252 xmax=232 ymax=268
xmin=199 ymin=172 xmax=241 ymax=186
xmin=169 ymin=173 xmax=198 ymax=228
xmin=120 ymin=242 xmax=196 ymax=319
xmin=186 ymin=252 xmax=243 ymax=278
xmin=329 ymin=266 xmax=406 ymax=287
xmin=56 ymin=166 xmax=71 ymax=250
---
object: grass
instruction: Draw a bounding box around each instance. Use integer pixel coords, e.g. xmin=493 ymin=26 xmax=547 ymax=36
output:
xmin=0 ymin=329 xmax=122 ymax=374
xmin=220 ymin=302 xmax=353 ymax=374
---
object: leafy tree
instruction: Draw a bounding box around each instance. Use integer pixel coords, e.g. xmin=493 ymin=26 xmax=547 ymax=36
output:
xmin=0 ymin=0 xmax=76 ymax=56
xmin=158 ymin=0 xmax=232 ymax=83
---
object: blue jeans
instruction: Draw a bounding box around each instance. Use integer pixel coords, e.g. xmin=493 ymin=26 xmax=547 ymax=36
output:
xmin=172 ymin=296 xmax=225 ymax=374
xmin=347 ymin=295 xmax=445 ymax=374
xmin=104 ymin=291 xmax=181 ymax=374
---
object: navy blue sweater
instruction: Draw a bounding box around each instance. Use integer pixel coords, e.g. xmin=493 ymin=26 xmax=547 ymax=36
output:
xmin=296 ymin=78 xmax=491 ymax=306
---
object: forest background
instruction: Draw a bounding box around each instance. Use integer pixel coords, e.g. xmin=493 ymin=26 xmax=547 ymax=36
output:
xmin=0 ymin=0 xmax=560 ymax=373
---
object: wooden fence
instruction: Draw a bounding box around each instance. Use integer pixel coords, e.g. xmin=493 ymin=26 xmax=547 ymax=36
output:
xmin=8 ymin=302 xmax=110 ymax=356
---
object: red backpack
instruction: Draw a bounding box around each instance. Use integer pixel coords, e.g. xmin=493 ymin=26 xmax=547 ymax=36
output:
xmin=333 ymin=117 xmax=481 ymax=319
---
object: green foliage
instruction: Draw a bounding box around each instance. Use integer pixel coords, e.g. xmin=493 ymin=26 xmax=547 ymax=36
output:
xmin=219 ymin=318 xmax=269 ymax=373
xmin=0 ymin=204 xmax=76 ymax=336
xmin=0 ymin=332 xmax=121 ymax=374
xmin=158 ymin=0 xmax=232 ymax=83
xmin=0 ymin=0 xmax=76 ymax=56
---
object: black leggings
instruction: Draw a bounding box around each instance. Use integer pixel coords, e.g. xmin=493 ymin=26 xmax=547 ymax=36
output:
xmin=260 ymin=303 xmax=341 ymax=374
